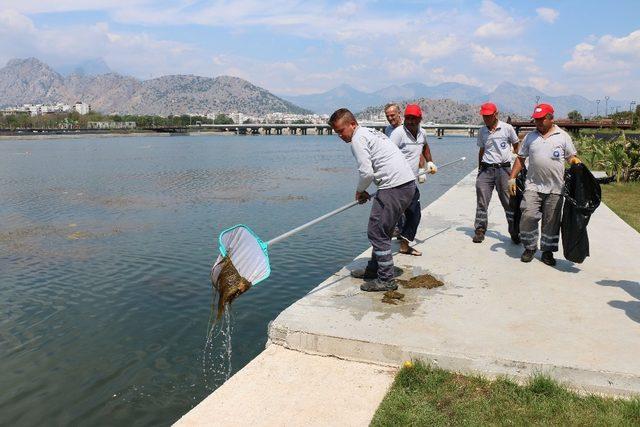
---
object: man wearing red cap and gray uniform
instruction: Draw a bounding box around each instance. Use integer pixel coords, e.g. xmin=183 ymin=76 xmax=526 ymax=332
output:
xmin=473 ymin=102 xmax=520 ymax=243
xmin=389 ymin=104 xmax=437 ymax=255
xmin=328 ymin=108 xmax=416 ymax=291
xmin=509 ymin=103 xmax=581 ymax=265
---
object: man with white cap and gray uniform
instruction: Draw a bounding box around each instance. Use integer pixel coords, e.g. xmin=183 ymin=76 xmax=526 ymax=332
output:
xmin=329 ymin=108 xmax=416 ymax=291
xmin=473 ymin=102 xmax=520 ymax=243
xmin=509 ymin=103 xmax=581 ymax=266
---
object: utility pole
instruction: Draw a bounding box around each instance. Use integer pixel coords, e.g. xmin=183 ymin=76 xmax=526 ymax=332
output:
xmin=605 ymin=96 xmax=610 ymax=117
xmin=630 ymin=101 xmax=636 ymax=112
xmin=596 ymin=99 xmax=600 ymax=117
xmin=535 ymin=95 xmax=540 ymax=107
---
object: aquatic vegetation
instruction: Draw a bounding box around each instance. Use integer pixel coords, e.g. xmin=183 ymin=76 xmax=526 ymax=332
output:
xmin=211 ymin=256 xmax=252 ymax=319
xmin=576 ymin=133 xmax=640 ymax=182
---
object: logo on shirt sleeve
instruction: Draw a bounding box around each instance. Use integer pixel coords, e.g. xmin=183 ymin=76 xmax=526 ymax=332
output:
xmin=500 ymin=142 xmax=507 ymax=149
xmin=553 ymin=150 xmax=560 ymax=158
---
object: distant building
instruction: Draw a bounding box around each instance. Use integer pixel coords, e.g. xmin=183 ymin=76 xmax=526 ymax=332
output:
xmin=74 ymin=102 xmax=90 ymax=115
xmin=87 ymin=121 xmax=136 ymax=129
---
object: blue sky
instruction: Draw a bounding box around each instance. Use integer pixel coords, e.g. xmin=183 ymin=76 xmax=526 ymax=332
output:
xmin=2 ymin=0 xmax=639 ymax=100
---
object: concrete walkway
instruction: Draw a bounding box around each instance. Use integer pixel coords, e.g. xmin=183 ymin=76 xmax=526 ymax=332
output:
xmin=269 ymin=171 xmax=640 ymax=396
xmin=175 ymin=345 xmax=395 ymax=426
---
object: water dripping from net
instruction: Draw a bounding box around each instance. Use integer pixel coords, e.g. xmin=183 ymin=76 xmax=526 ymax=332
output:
xmin=202 ymin=294 xmax=234 ymax=392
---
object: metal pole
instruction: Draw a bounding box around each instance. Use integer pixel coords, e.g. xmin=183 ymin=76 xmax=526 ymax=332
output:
xmin=605 ymin=96 xmax=610 ymax=117
xmin=596 ymin=99 xmax=600 ymax=117
xmin=267 ymin=157 xmax=467 ymax=246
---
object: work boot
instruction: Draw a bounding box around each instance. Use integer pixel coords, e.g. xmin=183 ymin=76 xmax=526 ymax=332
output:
xmin=360 ymin=278 xmax=398 ymax=292
xmin=541 ymin=251 xmax=556 ymax=266
xmin=472 ymin=229 xmax=485 ymax=243
xmin=520 ymin=248 xmax=536 ymax=263
xmin=350 ymin=268 xmax=377 ymax=279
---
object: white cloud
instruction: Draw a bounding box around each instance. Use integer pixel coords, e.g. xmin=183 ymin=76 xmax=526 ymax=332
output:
xmin=409 ymin=35 xmax=460 ymax=62
xmin=536 ymin=7 xmax=559 ymax=24
xmin=0 ymin=10 xmax=197 ymax=78
xmin=474 ymin=0 xmax=523 ymax=39
xmin=430 ymin=68 xmax=480 ymax=87
xmin=563 ymin=30 xmax=640 ymax=75
xmin=528 ymin=77 xmax=566 ymax=94
xmin=600 ymin=29 xmax=640 ymax=57
xmin=562 ymin=29 xmax=640 ymax=98
xmin=385 ymin=58 xmax=420 ymax=79
xmin=472 ymin=45 xmax=537 ymax=71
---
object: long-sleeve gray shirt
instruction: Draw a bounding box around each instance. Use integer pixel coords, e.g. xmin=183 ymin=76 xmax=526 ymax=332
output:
xmin=349 ymin=126 xmax=415 ymax=192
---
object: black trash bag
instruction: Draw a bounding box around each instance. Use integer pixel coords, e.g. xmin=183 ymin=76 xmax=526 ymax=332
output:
xmin=561 ymin=163 xmax=601 ymax=263
xmin=509 ymin=166 xmax=527 ymax=241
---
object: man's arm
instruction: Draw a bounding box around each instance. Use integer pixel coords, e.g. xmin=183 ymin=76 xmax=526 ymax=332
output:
xmin=508 ymin=156 xmax=525 ymax=196
xmin=350 ymin=139 xmax=374 ymax=199
xmin=564 ymin=135 xmax=581 ymax=165
xmin=478 ymin=147 xmax=484 ymax=168
xmin=509 ymin=125 xmax=520 ymax=155
xmin=510 ymin=156 xmax=524 ymax=180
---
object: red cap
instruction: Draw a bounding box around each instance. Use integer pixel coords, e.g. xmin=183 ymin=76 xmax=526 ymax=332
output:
xmin=532 ymin=103 xmax=554 ymax=119
xmin=479 ymin=102 xmax=497 ymax=115
xmin=404 ymin=104 xmax=422 ymax=118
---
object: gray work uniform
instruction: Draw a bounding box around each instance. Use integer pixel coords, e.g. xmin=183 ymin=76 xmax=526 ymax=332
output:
xmin=518 ymin=125 xmax=577 ymax=251
xmin=349 ymin=127 xmax=416 ymax=280
xmin=474 ymin=121 xmax=519 ymax=237
xmin=390 ymin=125 xmax=427 ymax=242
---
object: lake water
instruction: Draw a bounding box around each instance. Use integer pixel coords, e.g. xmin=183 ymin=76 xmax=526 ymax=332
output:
xmin=0 ymin=133 xmax=477 ymax=426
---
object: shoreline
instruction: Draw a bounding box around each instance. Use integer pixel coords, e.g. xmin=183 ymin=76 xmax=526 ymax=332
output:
xmin=0 ymin=129 xmax=475 ymax=141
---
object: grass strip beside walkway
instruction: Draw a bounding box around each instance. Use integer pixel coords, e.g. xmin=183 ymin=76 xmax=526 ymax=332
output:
xmin=602 ymin=182 xmax=640 ymax=233
xmin=371 ymin=362 xmax=640 ymax=426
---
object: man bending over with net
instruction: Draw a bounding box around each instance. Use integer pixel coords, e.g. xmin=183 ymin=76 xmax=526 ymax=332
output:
xmin=329 ymin=108 xmax=416 ymax=292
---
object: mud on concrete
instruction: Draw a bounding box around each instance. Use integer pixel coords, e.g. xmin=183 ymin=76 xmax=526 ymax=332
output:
xmin=397 ymin=273 xmax=444 ymax=289
xmin=381 ymin=290 xmax=404 ymax=305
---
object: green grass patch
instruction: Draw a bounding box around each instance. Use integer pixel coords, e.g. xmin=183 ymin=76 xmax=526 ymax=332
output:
xmin=602 ymin=182 xmax=640 ymax=233
xmin=371 ymin=362 xmax=640 ymax=426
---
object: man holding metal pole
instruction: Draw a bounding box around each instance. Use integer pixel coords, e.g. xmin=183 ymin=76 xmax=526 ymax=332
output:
xmin=389 ymin=104 xmax=437 ymax=256
xmin=329 ymin=108 xmax=416 ymax=292
xmin=473 ymin=102 xmax=520 ymax=243
xmin=509 ymin=103 xmax=581 ymax=266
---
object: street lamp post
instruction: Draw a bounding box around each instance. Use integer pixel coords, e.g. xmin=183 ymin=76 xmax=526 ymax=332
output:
xmin=630 ymin=101 xmax=636 ymax=112
xmin=596 ymin=99 xmax=600 ymax=117
xmin=535 ymin=95 xmax=540 ymax=106
xmin=605 ymin=96 xmax=610 ymax=117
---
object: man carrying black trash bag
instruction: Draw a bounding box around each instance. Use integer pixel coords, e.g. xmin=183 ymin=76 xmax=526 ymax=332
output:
xmin=509 ymin=103 xmax=582 ymax=266
xmin=562 ymin=163 xmax=601 ymax=263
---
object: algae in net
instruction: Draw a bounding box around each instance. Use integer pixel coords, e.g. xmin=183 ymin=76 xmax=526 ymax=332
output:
xmin=211 ymin=255 xmax=252 ymax=319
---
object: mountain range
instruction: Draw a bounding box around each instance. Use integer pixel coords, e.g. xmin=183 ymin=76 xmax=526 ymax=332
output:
xmin=1 ymin=57 xmax=628 ymax=120
xmin=282 ymin=82 xmax=629 ymax=118
xmin=0 ymin=58 xmax=310 ymax=116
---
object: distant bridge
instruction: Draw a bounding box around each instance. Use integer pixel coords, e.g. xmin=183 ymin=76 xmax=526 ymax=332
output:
xmin=190 ymin=122 xmax=483 ymax=137
xmin=511 ymin=120 xmax=633 ymax=134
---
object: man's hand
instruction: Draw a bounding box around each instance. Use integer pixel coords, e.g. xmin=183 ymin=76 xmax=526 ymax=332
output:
xmin=355 ymin=191 xmax=370 ymax=204
xmin=508 ymin=178 xmax=517 ymax=197
xmin=426 ymin=161 xmax=437 ymax=174
xmin=417 ymin=168 xmax=427 ymax=184
xmin=569 ymin=156 xmax=582 ymax=165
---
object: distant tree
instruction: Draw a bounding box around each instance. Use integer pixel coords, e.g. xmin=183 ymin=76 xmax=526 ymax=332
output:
xmin=567 ymin=110 xmax=583 ymax=122
xmin=214 ymin=114 xmax=234 ymax=124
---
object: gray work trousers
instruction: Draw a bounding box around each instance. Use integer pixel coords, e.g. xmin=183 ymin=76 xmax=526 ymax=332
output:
xmin=475 ymin=166 xmax=516 ymax=237
xmin=519 ymin=190 xmax=563 ymax=252
xmin=366 ymin=181 xmax=416 ymax=281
